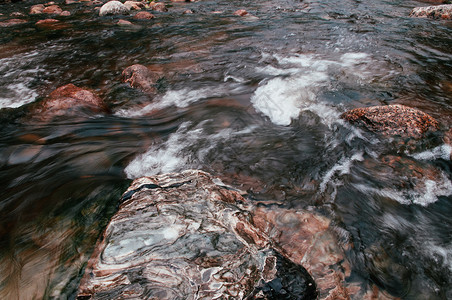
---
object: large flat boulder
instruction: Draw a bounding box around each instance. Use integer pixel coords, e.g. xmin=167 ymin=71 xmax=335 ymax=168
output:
xmin=77 ymin=170 xmax=369 ymax=299
xmin=410 ymin=4 xmax=452 ymax=19
xmin=341 ymin=104 xmax=439 ymax=138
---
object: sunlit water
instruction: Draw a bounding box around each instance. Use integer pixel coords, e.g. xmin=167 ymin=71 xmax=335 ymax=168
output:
xmin=0 ymin=0 xmax=451 ymax=298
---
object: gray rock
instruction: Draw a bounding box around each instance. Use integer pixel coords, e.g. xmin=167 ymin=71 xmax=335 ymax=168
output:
xmin=410 ymin=4 xmax=452 ymax=19
xmin=75 ymin=170 xmax=376 ymax=299
xmin=99 ymin=0 xmax=130 ymax=16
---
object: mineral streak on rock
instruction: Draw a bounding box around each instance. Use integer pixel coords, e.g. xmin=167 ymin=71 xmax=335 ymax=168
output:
xmin=77 ymin=170 xmax=318 ymax=299
xmin=121 ymin=64 xmax=159 ymax=93
xmin=341 ymin=104 xmax=439 ymax=138
xmin=410 ymin=4 xmax=452 ymax=19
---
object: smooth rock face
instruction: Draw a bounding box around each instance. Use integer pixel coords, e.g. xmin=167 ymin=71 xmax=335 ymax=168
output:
xmin=99 ymin=1 xmax=130 ymax=16
xmin=341 ymin=104 xmax=439 ymax=138
xmin=410 ymin=4 xmax=452 ymax=19
xmin=122 ymin=64 xmax=158 ymax=93
xmin=133 ymin=11 xmax=155 ymax=19
xmin=34 ymin=84 xmax=107 ymax=119
xmin=77 ymin=170 xmax=318 ymax=299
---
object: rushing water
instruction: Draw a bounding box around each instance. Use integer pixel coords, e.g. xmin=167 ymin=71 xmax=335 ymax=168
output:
xmin=0 ymin=0 xmax=451 ymax=298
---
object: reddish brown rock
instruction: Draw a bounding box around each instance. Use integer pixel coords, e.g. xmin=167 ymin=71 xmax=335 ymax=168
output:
xmin=122 ymin=64 xmax=159 ymax=93
xmin=123 ymin=0 xmax=144 ymax=10
xmin=410 ymin=4 xmax=452 ymax=19
xmin=34 ymin=84 xmax=107 ymax=119
xmin=11 ymin=12 xmax=26 ymax=18
xmin=341 ymin=104 xmax=439 ymax=138
xmin=30 ymin=4 xmax=45 ymax=14
xmin=133 ymin=11 xmax=155 ymax=19
xmin=60 ymin=11 xmax=71 ymax=16
xmin=42 ymin=5 xmax=63 ymax=15
xmin=0 ymin=19 xmax=27 ymax=27
xmin=36 ymin=19 xmax=59 ymax=25
xmin=234 ymin=9 xmax=249 ymax=16
xmin=117 ymin=19 xmax=133 ymax=25
xmin=183 ymin=9 xmax=194 ymax=14
xmin=149 ymin=2 xmax=167 ymax=12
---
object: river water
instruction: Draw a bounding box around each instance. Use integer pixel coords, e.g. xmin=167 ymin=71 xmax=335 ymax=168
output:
xmin=0 ymin=0 xmax=451 ymax=299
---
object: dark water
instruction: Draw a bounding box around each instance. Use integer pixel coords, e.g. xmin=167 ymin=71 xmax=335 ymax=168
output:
xmin=0 ymin=0 xmax=451 ymax=298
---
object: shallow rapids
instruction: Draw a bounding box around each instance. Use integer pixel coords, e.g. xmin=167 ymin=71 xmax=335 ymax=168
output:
xmin=0 ymin=0 xmax=451 ymax=299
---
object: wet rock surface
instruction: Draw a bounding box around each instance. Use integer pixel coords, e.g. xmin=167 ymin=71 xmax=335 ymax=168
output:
xmin=410 ymin=4 xmax=452 ymax=19
xmin=32 ymin=84 xmax=107 ymax=119
xmin=77 ymin=170 xmax=319 ymax=299
xmin=122 ymin=64 xmax=159 ymax=93
xmin=99 ymin=0 xmax=130 ymax=16
xmin=341 ymin=104 xmax=439 ymax=138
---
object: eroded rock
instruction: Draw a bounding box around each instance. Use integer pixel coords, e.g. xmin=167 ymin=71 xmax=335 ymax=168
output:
xmin=77 ymin=170 xmax=318 ymax=299
xmin=121 ymin=64 xmax=159 ymax=93
xmin=410 ymin=4 xmax=452 ymax=19
xmin=99 ymin=0 xmax=130 ymax=16
xmin=341 ymin=104 xmax=439 ymax=138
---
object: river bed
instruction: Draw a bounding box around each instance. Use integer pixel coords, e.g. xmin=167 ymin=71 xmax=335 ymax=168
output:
xmin=0 ymin=0 xmax=451 ymax=299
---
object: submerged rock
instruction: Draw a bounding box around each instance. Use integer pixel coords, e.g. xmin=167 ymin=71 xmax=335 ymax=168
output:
xmin=99 ymin=0 xmax=130 ymax=16
xmin=42 ymin=5 xmax=63 ymax=15
xmin=30 ymin=4 xmax=45 ymax=14
xmin=123 ymin=0 xmax=144 ymax=10
xmin=122 ymin=64 xmax=159 ymax=93
xmin=341 ymin=104 xmax=439 ymax=138
xmin=410 ymin=4 xmax=452 ymax=19
xmin=149 ymin=2 xmax=168 ymax=12
xmin=133 ymin=11 xmax=155 ymax=19
xmin=234 ymin=9 xmax=249 ymax=16
xmin=0 ymin=19 xmax=27 ymax=27
xmin=33 ymin=84 xmax=107 ymax=119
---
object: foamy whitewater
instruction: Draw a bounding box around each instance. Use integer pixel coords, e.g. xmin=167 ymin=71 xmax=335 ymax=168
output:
xmin=125 ymin=122 xmax=256 ymax=179
xmin=251 ymin=52 xmax=374 ymax=126
xmin=0 ymin=51 xmax=42 ymax=109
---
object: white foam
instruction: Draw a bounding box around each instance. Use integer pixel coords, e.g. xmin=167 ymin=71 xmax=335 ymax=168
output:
xmin=319 ymin=152 xmax=364 ymax=193
xmin=354 ymin=171 xmax=452 ymax=206
xmin=251 ymin=52 xmax=372 ymax=126
xmin=116 ymin=83 xmax=244 ymax=117
xmin=410 ymin=144 xmax=451 ymax=161
xmin=0 ymin=51 xmax=43 ymax=109
xmin=125 ymin=122 xmax=257 ymax=179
